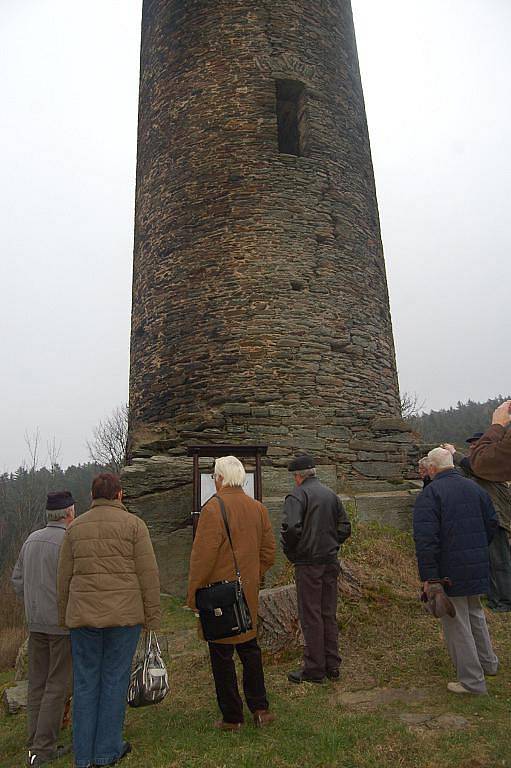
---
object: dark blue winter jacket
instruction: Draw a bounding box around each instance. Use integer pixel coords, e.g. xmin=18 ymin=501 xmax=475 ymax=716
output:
xmin=413 ymin=469 xmax=498 ymax=597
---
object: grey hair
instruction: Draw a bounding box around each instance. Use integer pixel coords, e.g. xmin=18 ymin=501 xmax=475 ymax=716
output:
xmin=295 ymin=467 xmax=317 ymax=480
xmin=46 ymin=505 xmax=74 ymax=522
xmin=427 ymin=447 xmax=454 ymax=470
xmin=213 ymin=456 xmax=246 ymax=488
xmin=418 ymin=457 xmax=430 ymax=469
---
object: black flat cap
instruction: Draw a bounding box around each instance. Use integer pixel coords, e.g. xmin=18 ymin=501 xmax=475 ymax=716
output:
xmin=288 ymin=454 xmax=315 ymax=472
xmin=46 ymin=491 xmax=75 ymax=511
xmin=466 ymin=432 xmax=484 ymax=444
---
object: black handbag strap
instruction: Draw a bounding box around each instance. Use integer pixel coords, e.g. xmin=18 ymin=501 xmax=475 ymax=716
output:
xmin=214 ymin=495 xmax=241 ymax=580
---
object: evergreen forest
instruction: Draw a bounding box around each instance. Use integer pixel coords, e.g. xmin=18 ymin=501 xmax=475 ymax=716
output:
xmin=412 ymin=395 xmax=510 ymax=445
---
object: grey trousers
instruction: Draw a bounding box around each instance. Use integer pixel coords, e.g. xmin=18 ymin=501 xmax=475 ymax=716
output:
xmin=27 ymin=632 xmax=73 ymax=759
xmin=440 ymin=596 xmax=498 ymax=694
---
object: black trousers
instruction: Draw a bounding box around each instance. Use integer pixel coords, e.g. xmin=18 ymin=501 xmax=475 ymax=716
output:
xmin=487 ymin=525 xmax=511 ymax=610
xmin=208 ymin=638 xmax=269 ymax=723
xmin=295 ymin=562 xmax=341 ymax=678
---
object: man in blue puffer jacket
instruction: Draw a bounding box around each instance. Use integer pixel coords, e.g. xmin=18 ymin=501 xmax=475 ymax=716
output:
xmin=413 ymin=447 xmax=499 ymax=695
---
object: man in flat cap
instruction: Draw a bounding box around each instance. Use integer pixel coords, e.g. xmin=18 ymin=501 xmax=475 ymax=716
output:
xmin=12 ymin=491 xmax=75 ymax=767
xmin=443 ymin=435 xmax=511 ymax=612
xmin=281 ymin=455 xmax=351 ymax=683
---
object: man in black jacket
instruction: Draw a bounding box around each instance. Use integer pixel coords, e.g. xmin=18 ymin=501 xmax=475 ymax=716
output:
xmin=281 ymin=455 xmax=351 ymax=683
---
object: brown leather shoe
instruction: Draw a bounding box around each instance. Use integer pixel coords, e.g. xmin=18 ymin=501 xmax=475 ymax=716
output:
xmin=214 ymin=720 xmax=243 ymax=732
xmin=253 ymin=709 xmax=276 ymax=727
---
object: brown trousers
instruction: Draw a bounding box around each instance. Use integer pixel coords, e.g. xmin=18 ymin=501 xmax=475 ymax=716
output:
xmin=27 ymin=632 xmax=73 ymax=759
xmin=295 ymin=562 xmax=341 ymax=678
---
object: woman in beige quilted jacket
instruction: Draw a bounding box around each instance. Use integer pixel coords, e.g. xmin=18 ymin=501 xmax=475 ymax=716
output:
xmin=57 ymin=473 xmax=160 ymax=768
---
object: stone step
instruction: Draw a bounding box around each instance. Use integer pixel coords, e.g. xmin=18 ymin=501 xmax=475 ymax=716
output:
xmin=352 ymin=490 xmax=416 ymax=531
xmin=263 ymin=490 xmax=416 ymax=533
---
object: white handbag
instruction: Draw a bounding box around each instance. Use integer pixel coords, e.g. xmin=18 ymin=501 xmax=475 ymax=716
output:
xmin=127 ymin=631 xmax=169 ymax=708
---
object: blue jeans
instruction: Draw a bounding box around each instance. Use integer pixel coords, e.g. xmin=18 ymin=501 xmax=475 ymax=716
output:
xmin=70 ymin=625 xmax=141 ymax=767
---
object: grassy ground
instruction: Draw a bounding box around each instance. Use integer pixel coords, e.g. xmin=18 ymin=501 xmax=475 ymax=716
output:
xmin=1 ymin=523 xmax=510 ymax=768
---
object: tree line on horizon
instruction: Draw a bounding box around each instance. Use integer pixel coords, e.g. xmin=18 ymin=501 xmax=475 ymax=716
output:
xmin=0 ymin=406 xmax=129 ymax=573
xmin=1 ymin=395 xmax=506 ymax=571
xmin=409 ymin=395 xmax=510 ymax=445
xmin=0 ymin=462 xmax=104 ymax=571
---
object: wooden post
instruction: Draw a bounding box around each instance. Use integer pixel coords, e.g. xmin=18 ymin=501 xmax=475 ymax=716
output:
xmin=192 ymin=453 xmax=200 ymax=538
xmin=254 ymin=450 xmax=262 ymax=501
xmin=187 ymin=445 xmax=268 ymax=538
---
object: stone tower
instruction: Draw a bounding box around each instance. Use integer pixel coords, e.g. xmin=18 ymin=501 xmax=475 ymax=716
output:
xmin=125 ymin=0 xmax=417 ymax=593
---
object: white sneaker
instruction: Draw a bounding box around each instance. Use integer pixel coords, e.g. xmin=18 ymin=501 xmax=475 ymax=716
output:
xmin=447 ymin=681 xmax=470 ymax=694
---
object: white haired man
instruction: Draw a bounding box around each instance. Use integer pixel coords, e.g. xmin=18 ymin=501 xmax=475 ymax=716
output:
xmin=442 ymin=437 xmax=511 ymax=612
xmin=413 ymin=448 xmax=499 ymax=694
xmin=12 ymin=491 xmax=75 ymax=767
xmin=187 ymin=456 xmax=276 ymax=730
xmin=281 ymin=454 xmax=351 ymax=684
xmin=418 ymin=457 xmax=431 ymax=488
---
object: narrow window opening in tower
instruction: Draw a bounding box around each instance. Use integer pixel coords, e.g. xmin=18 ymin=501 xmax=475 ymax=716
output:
xmin=275 ymin=80 xmax=307 ymax=156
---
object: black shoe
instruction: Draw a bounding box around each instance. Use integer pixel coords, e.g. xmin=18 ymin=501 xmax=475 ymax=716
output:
xmin=93 ymin=741 xmax=132 ymax=767
xmin=287 ymin=669 xmax=324 ymax=684
xmin=326 ymin=669 xmax=340 ymax=680
xmin=111 ymin=742 xmax=132 ymax=766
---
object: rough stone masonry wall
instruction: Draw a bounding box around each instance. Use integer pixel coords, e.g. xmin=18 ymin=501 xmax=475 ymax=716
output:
xmin=128 ymin=0 xmax=414 ymax=484
xmin=126 ymin=0 xmax=420 ymax=594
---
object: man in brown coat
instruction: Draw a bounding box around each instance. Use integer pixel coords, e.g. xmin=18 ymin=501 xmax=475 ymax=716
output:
xmin=187 ymin=455 xmax=276 ymax=731
xmin=57 ymin=473 xmax=160 ymax=768
xmin=470 ymin=400 xmax=511 ymax=481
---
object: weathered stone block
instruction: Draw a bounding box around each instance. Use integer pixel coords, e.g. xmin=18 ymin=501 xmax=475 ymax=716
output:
xmin=2 ymin=681 xmax=28 ymax=714
xmin=377 ymin=433 xmax=417 ymax=444
xmin=251 ymin=407 xmax=269 ymax=417
xmin=350 ymin=439 xmax=396 ymax=452
xmin=354 ymin=491 xmax=415 ymax=531
xmin=357 ymin=451 xmax=393 ymax=461
xmin=262 ymin=464 xmax=338 ymax=496
xmin=15 ymin=637 xmax=28 ymax=682
xmin=353 ymin=461 xmax=404 ymax=479
xmin=371 ymin=417 xmax=412 ymax=433
xmin=153 ymin=528 xmax=193 ymax=596
xmin=122 ymin=456 xmax=192 ymax=497
xmin=127 ymin=486 xmax=192 ymax=536
xmin=317 ymin=426 xmax=351 ymax=440
xmin=223 ymin=403 xmax=251 ymax=415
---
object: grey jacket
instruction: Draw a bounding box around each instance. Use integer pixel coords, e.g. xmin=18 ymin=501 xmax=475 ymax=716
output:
xmin=12 ymin=522 xmax=69 ymax=635
xmin=281 ymin=477 xmax=351 ymax=565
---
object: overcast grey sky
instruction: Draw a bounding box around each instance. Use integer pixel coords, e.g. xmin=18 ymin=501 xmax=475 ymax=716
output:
xmin=1 ymin=0 xmax=510 ymax=471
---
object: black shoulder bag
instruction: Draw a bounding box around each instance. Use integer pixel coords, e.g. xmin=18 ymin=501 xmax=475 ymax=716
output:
xmin=195 ymin=495 xmax=253 ymax=642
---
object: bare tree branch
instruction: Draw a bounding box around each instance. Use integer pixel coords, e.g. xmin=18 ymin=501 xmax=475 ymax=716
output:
xmin=400 ymin=391 xmax=425 ymax=423
xmin=46 ymin=437 xmax=62 ymax=475
xmin=87 ymin=405 xmax=129 ymax=474
xmin=24 ymin=429 xmax=40 ymax=473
